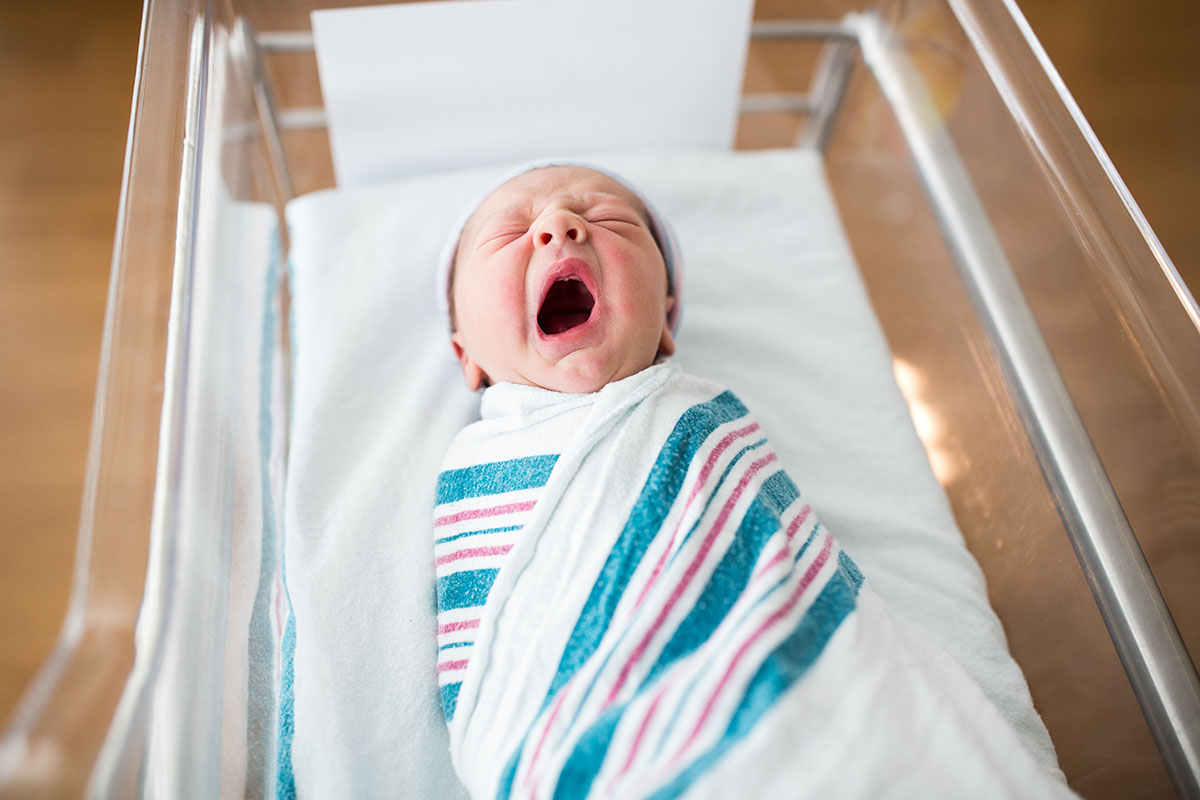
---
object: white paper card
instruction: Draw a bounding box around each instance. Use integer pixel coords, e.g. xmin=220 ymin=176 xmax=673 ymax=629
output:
xmin=312 ymin=0 xmax=754 ymax=186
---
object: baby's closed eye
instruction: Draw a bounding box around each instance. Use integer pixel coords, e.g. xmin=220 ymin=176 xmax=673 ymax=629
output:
xmin=484 ymin=228 xmax=526 ymax=242
xmin=586 ymin=208 xmax=643 ymax=228
xmin=478 ymin=225 xmax=528 ymax=249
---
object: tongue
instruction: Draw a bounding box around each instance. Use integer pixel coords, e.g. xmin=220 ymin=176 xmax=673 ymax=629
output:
xmin=538 ymin=279 xmax=595 ymax=335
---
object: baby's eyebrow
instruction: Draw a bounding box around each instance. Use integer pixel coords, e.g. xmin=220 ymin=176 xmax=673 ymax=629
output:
xmin=481 ymin=203 xmax=530 ymax=226
xmin=579 ymin=192 xmax=636 ymax=209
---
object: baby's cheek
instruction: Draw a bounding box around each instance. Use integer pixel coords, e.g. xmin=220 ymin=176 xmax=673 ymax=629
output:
xmin=491 ymin=284 xmax=527 ymax=322
xmin=621 ymin=247 xmax=668 ymax=296
xmin=474 ymin=284 xmax=529 ymax=347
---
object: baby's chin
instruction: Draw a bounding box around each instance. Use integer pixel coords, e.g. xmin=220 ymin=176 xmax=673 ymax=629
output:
xmin=530 ymin=352 xmax=657 ymax=395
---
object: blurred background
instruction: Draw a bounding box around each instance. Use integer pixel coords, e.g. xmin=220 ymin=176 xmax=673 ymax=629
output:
xmin=1 ymin=0 xmax=1197 ymax=751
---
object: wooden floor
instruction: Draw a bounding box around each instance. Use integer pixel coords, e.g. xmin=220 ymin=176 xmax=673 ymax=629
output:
xmin=0 ymin=0 xmax=145 ymax=723
xmin=0 ymin=0 xmax=1196 ymax=791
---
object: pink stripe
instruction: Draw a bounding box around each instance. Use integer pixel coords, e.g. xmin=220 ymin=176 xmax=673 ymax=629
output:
xmin=679 ymin=533 xmax=835 ymax=757
xmin=435 ymin=500 xmax=536 ymax=528
xmin=437 ymin=619 xmax=480 ymax=634
xmin=437 ymin=659 xmax=469 ymax=673
xmin=436 ymin=544 xmax=513 ymax=565
xmin=785 ymin=504 xmax=812 ymax=543
xmin=605 ymin=452 xmax=778 ymax=706
xmin=274 ymin=576 xmax=284 ymax=637
xmin=753 ymin=548 xmax=789 ymax=581
xmin=631 ymin=423 xmax=761 ymax=613
xmin=688 ymin=423 xmax=761 ymax=510
xmin=523 ymin=689 xmax=570 ymax=792
xmin=617 ymin=685 xmax=668 ymax=780
xmin=752 ymin=504 xmax=813 ymax=581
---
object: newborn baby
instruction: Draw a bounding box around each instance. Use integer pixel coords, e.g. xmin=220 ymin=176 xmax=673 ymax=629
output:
xmin=432 ymin=163 xmax=1074 ymax=799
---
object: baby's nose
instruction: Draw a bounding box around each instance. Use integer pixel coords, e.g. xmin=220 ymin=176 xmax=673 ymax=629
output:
xmin=532 ymin=210 xmax=586 ymax=247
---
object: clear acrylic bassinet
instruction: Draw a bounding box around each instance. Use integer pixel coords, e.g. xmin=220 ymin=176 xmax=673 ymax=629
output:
xmin=1 ymin=0 xmax=1197 ymax=797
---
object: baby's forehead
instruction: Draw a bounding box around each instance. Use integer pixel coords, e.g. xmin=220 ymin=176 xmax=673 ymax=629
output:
xmin=464 ymin=166 xmax=649 ymax=234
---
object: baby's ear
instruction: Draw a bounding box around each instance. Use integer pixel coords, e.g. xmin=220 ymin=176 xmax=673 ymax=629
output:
xmin=450 ymin=333 xmax=489 ymax=391
xmin=658 ymin=326 xmax=676 ymax=358
xmin=658 ymin=296 xmax=677 ymax=358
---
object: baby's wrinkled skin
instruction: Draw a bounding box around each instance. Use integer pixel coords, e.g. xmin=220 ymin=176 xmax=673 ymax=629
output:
xmin=449 ymin=166 xmax=675 ymax=394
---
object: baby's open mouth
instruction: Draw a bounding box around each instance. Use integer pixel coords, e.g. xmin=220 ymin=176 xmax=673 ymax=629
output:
xmin=538 ymin=278 xmax=595 ymax=335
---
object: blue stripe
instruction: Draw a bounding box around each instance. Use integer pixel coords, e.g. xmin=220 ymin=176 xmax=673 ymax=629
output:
xmin=439 ymin=640 xmax=474 ymax=651
xmin=497 ymin=391 xmax=748 ymax=800
xmin=550 ymin=471 xmax=799 ymax=800
xmin=553 ymin=706 xmax=623 ymax=798
xmin=498 ymin=753 xmax=521 ymax=799
xmin=442 ymin=682 xmax=463 ymax=720
xmin=438 ymin=568 xmax=500 ymax=611
xmin=275 ymin=611 xmax=297 ymax=799
xmin=646 ymin=551 xmax=865 ymax=800
xmin=793 ymin=523 xmax=822 ymax=567
xmin=436 ymin=455 xmax=560 ymax=506
xmin=435 ymin=524 xmax=522 ymax=546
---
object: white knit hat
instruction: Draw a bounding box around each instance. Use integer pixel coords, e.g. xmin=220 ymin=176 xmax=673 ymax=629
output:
xmin=436 ymin=160 xmax=682 ymax=333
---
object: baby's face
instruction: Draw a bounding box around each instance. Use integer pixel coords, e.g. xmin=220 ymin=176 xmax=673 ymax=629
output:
xmin=450 ymin=167 xmax=675 ymax=394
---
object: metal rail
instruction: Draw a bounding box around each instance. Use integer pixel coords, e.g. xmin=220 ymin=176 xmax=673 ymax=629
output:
xmin=253 ymin=20 xmax=858 ymax=53
xmin=797 ymin=35 xmax=856 ymax=150
xmin=250 ymin=21 xmax=865 ymax=135
xmin=750 ymin=19 xmax=858 ymax=40
xmin=237 ymin=20 xmax=294 ymax=200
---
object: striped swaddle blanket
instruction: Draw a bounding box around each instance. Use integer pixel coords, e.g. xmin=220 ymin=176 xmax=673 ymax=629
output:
xmin=433 ymin=364 xmax=1074 ymax=800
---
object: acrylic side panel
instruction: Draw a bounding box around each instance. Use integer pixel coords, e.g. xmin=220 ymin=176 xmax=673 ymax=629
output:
xmin=825 ymin=65 xmax=1174 ymax=796
xmin=89 ymin=0 xmax=291 ymax=795
xmin=937 ymin=0 xmax=1199 ymax=793
xmin=940 ymin=1 xmax=1200 ymax=790
xmin=821 ymin=0 xmax=1199 ymax=796
xmin=0 ymin=0 xmax=290 ymax=795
